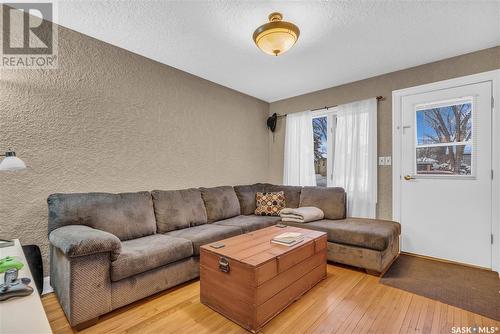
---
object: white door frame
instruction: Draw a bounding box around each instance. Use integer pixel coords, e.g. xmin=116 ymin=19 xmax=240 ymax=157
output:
xmin=392 ymin=69 xmax=500 ymax=272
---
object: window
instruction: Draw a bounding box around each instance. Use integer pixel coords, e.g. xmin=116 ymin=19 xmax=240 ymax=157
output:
xmin=415 ymin=98 xmax=473 ymax=176
xmin=312 ymin=111 xmax=336 ymax=186
xmin=313 ymin=116 xmax=328 ymax=186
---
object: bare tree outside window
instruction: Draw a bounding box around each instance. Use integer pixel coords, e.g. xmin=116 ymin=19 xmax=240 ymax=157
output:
xmin=313 ymin=117 xmax=328 ymax=186
xmin=416 ymin=101 xmax=472 ymax=175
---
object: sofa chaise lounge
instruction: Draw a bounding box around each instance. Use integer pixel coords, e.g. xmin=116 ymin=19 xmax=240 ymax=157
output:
xmin=47 ymin=183 xmax=400 ymax=327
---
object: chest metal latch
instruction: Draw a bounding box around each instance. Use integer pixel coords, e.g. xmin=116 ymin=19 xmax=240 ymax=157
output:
xmin=218 ymin=257 xmax=230 ymax=273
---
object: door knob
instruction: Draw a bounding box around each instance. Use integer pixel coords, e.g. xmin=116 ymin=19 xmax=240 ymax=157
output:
xmin=403 ymin=175 xmax=415 ymax=180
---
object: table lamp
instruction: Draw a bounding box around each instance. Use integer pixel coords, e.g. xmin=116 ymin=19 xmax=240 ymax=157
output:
xmin=0 ymin=150 xmax=27 ymax=171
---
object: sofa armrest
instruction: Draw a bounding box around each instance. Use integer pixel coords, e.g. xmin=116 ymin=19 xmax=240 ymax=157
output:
xmin=49 ymin=225 xmax=121 ymax=260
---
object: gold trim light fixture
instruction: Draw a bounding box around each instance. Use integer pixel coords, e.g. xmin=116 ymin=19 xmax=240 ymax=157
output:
xmin=253 ymin=12 xmax=300 ymax=56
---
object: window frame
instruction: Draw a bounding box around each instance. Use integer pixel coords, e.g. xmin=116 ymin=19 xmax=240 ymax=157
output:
xmin=312 ymin=108 xmax=337 ymax=186
xmin=412 ymin=96 xmax=476 ymax=179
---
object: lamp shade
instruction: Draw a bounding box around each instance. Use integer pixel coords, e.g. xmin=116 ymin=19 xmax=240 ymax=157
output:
xmin=0 ymin=151 xmax=27 ymax=171
xmin=253 ymin=13 xmax=300 ymax=56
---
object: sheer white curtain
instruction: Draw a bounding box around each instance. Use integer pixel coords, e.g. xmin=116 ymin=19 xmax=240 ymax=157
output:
xmin=283 ymin=110 xmax=317 ymax=186
xmin=332 ymin=98 xmax=377 ymax=218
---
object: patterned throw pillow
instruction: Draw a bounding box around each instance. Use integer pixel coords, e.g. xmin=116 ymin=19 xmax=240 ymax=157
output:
xmin=255 ymin=191 xmax=286 ymax=216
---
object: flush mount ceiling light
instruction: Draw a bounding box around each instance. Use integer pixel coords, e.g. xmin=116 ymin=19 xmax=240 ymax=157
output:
xmin=253 ymin=12 xmax=300 ymax=56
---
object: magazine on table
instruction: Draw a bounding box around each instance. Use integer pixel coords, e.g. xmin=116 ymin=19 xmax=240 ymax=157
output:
xmin=271 ymin=232 xmax=304 ymax=246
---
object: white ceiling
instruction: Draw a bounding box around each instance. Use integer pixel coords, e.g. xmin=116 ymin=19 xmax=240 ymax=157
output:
xmin=52 ymin=0 xmax=500 ymax=102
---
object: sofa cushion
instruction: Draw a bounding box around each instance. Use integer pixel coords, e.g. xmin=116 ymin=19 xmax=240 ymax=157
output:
xmin=165 ymin=224 xmax=242 ymax=255
xmin=200 ymin=186 xmax=241 ymax=223
xmin=151 ymin=188 xmax=208 ymax=233
xmin=262 ymin=184 xmax=302 ymax=208
xmin=111 ymin=234 xmax=193 ymax=281
xmin=47 ymin=192 xmax=157 ymax=241
xmin=213 ymin=215 xmax=281 ymax=233
xmin=254 ymin=192 xmax=286 ymax=216
xmin=233 ymin=184 xmax=267 ymax=215
xmin=299 ymin=187 xmax=346 ymax=220
xmin=283 ymin=218 xmax=401 ymax=251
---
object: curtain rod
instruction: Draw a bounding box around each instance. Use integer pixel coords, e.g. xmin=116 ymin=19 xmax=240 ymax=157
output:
xmin=276 ymin=96 xmax=384 ymax=117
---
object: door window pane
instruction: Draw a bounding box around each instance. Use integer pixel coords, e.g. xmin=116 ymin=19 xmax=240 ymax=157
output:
xmin=415 ymin=98 xmax=473 ymax=176
xmin=416 ymin=144 xmax=472 ymax=175
xmin=416 ymin=102 xmax=472 ymax=145
xmin=313 ymin=116 xmax=328 ymax=186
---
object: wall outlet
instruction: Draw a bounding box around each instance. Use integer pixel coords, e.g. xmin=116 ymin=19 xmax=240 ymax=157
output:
xmin=378 ymin=157 xmax=385 ymax=166
xmin=384 ymin=156 xmax=392 ymax=165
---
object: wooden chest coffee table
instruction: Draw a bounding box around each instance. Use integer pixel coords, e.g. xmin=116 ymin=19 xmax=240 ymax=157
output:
xmin=200 ymin=225 xmax=327 ymax=333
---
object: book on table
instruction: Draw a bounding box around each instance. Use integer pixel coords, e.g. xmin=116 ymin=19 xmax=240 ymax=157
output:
xmin=271 ymin=232 xmax=304 ymax=246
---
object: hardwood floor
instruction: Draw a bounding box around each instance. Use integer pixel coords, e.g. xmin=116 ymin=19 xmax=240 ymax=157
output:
xmin=42 ymin=263 xmax=500 ymax=334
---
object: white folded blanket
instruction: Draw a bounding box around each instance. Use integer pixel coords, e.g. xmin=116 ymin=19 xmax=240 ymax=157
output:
xmin=279 ymin=207 xmax=324 ymax=223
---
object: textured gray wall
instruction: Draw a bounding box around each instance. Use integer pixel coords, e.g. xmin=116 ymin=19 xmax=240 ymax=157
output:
xmin=269 ymin=46 xmax=500 ymax=220
xmin=0 ymin=22 xmax=270 ymax=271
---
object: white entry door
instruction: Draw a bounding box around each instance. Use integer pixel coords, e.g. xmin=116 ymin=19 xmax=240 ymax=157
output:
xmin=399 ymin=81 xmax=492 ymax=268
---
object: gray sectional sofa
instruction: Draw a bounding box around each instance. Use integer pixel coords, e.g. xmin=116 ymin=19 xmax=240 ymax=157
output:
xmin=47 ymin=183 xmax=400 ymax=327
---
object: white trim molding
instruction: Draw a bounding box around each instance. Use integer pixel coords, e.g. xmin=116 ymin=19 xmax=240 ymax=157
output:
xmin=42 ymin=276 xmax=53 ymax=295
xmin=392 ymin=69 xmax=500 ymax=273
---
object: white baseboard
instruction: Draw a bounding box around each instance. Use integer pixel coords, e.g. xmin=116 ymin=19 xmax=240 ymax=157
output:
xmin=42 ymin=276 xmax=53 ymax=295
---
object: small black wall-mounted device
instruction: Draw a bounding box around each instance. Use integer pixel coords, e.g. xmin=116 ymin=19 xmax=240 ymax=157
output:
xmin=267 ymin=113 xmax=278 ymax=132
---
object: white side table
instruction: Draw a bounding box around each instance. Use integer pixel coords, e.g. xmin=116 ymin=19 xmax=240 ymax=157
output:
xmin=0 ymin=239 xmax=52 ymax=334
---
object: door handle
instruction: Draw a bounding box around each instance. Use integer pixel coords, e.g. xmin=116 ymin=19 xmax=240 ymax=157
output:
xmin=403 ymin=175 xmax=415 ymax=181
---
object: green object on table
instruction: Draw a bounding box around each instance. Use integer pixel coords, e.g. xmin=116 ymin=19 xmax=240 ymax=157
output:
xmin=0 ymin=256 xmax=24 ymax=273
